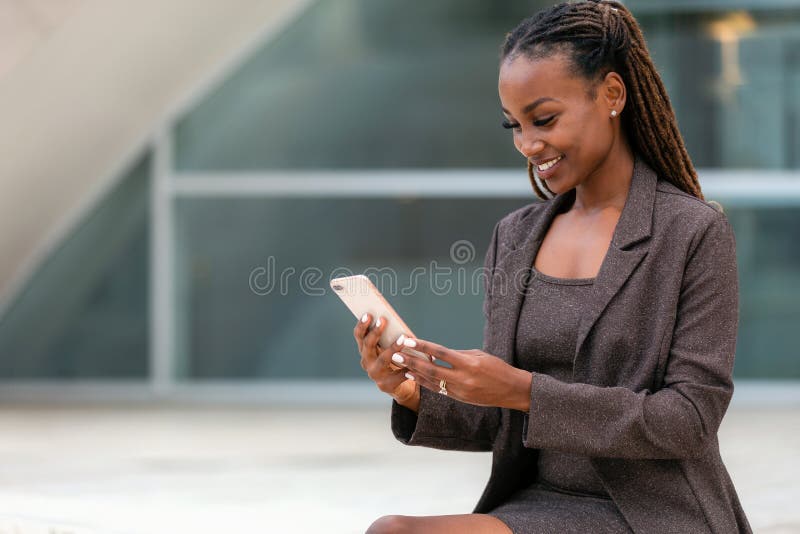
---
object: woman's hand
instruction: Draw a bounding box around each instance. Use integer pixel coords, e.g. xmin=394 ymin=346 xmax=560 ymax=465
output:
xmin=353 ymin=313 xmax=419 ymax=408
xmin=389 ymin=337 xmax=533 ymax=413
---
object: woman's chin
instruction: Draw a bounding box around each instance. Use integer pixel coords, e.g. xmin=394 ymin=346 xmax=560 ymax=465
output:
xmin=542 ymin=174 xmax=574 ymax=196
xmin=542 ymin=178 xmax=563 ymax=194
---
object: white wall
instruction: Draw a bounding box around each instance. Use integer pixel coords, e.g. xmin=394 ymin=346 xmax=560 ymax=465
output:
xmin=0 ymin=0 xmax=309 ymax=312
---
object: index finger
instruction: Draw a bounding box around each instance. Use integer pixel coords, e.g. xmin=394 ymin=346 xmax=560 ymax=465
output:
xmin=401 ymin=337 xmax=467 ymax=367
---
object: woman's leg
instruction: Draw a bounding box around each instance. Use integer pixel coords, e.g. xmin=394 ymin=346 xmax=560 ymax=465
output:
xmin=366 ymin=513 xmax=513 ymax=534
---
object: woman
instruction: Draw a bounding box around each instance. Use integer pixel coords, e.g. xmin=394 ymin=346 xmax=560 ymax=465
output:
xmin=355 ymin=1 xmax=752 ymax=532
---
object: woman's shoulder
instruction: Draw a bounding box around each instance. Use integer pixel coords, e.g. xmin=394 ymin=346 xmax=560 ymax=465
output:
xmin=492 ymin=199 xmax=550 ymax=244
xmin=654 ymin=178 xmax=730 ymax=232
xmin=653 ymin=178 xmax=735 ymax=255
xmin=497 ymin=200 xmax=547 ymax=225
xmin=655 ymin=178 xmax=725 ymax=217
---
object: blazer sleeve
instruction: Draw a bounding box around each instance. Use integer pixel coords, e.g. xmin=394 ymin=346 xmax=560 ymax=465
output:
xmin=390 ymin=220 xmax=502 ymax=452
xmin=521 ymin=210 xmax=739 ymax=459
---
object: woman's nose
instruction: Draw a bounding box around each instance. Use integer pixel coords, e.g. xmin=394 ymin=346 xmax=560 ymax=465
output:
xmin=517 ymin=137 xmax=545 ymax=159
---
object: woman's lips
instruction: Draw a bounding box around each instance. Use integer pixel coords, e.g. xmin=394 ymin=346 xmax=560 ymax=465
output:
xmin=535 ymin=155 xmax=564 ymax=180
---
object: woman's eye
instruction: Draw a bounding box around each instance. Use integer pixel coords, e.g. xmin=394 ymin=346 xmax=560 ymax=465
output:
xmin=501 ymin=119 xmax=520 ymax=131
xmin=501 ymin=115 xmax=555 ymax=131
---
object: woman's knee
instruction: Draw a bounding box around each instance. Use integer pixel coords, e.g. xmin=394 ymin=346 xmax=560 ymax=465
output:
xmin=365 ymin=514 xmax=413 ymax=534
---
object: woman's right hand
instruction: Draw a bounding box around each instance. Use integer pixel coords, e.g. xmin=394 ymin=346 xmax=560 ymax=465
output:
xmin=353 ymin=313 xmax=419 ymax=411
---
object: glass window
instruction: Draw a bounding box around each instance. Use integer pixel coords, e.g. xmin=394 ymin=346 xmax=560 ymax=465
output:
xmin=4 ymin=1 xmax=797 ymax=386
xmin=173 ymin=0 xmax=550 ymax=171
xmin=0 ymin=153 xmax=151 ymax=378
xmin=170 ymin=0 xmax=800 ymax=380
xmin=175 ymin=0 xmax=800 ymax=171
xmin=727 ymin=206 xmax=800 ymax=378
xmin=633 ymin=4 xmax=800 ymax=169
xmin=171 ymin=196 xmax=800 ymax=380
xmin=172 ymin=196 xmax=530 ymax=378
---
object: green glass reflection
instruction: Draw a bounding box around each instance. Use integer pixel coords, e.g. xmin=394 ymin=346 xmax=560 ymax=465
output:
xmin=173 ymin=197 xmax=531 ymax=378
xmin=633 ymin=5 xmax=800 ymax=169
xmin=726 ymin=206 xmax=800 ymax=378
xmin=173 ymin=0 xmax=549 ymax=170
xmin=0 ymin=154 xmax=151 ymax=378
xmin=175 ymin=0 xmax=800 ymax=171
xmin=173 ymin=197 xmax=800 ymax=380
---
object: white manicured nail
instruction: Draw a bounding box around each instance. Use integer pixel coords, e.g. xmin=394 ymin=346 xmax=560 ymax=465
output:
xmin=405 ymin=372 xmax=415 ymax=381
xmin=392 ymin=353 xmax=404 ymax=364
xmin=375 ymin=318 xmax=381 ymax=327
xmin=396 ymin=334 xmax=406 ymax=346
xmin=361 ymin=313 xmax=369 ymax=323
xmin=403 ymin=338 xmax=416 ymax=348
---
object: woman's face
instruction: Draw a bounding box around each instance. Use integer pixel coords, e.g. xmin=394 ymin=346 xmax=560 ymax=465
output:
xmin=498 ymin=52 xmax=617 ymax=195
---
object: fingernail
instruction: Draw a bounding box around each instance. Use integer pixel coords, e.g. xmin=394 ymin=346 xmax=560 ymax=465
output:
xmin=396 ymin=334 xmax=406 ymax=346
xmin=403 ymin=338 xmax=416 ymax=348
xmin=361 ymin=313 xmax=369 ymax=323
xmin=405 ymin=372 xmax=415 ymax=381
xmin=375 ymin=318 xmax=381 ymax=327
xmin=391 ymin=353 xmax=404 ymax=364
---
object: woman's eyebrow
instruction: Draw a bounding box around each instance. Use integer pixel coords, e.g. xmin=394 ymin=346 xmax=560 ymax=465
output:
xmin=501 ymin=97 xmax=560 ymax=115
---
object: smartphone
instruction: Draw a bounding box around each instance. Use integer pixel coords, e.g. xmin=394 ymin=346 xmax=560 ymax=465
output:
xmin=330 ymin=274 xmax=433 ymax=362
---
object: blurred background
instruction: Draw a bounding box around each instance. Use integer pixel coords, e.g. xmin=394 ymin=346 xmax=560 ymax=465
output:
xmin=0 ymin=0 xmax=797 ymax=532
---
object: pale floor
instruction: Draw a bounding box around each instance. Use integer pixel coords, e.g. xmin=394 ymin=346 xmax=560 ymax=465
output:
xmin=0 ymin=404 xmax=797 ymax=534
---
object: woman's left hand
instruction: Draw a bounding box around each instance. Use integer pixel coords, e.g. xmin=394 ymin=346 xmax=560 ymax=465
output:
xmin=391 ymin=336 xmax=533 ymax=412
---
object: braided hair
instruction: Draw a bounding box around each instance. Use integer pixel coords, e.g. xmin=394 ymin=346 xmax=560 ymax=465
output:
xmin=500 ymin=0 xmax=705 ymax=201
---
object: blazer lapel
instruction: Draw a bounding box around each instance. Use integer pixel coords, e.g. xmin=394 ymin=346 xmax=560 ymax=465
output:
xmin=488 ymin=154 xmax=657 ymax=382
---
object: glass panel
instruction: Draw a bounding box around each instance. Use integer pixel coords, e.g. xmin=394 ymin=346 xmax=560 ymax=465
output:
xmin=173 ymin=197 xmax=530 ymax=378
xmin=174 ymin=198 xmax=799 ymax=380
xmin=175 ymin=0 xmax=800 ymax=171
xmin=634 ymin=5 xmax=800 ymax=169
xmin=173 ymin=0 xmax=551 ymax=171
xmin=727 ymin=206 xmax=800 ymax=378
xmin=0 ymin=153 xmax=151 ymax=378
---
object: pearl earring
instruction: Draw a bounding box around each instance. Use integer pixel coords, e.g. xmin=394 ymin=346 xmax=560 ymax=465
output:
xmin=610 ymin=110 xmax=618 ymax=117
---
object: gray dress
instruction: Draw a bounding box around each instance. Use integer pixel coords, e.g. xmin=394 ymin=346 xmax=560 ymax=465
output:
xmin=485 ymin=265 xmax=633 ymax=534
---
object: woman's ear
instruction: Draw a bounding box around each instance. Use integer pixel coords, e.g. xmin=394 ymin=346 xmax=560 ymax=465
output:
xmin=601 ymin=71 xmax=626 ymax=114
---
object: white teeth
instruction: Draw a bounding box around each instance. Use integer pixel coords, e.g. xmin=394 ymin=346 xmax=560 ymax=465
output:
xmin=537 ymin=155 xmax=563 ymax=172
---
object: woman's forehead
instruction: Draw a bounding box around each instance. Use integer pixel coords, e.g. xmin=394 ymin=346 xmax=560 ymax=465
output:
xmin=498 ymin=54 xmax=587 ymax=111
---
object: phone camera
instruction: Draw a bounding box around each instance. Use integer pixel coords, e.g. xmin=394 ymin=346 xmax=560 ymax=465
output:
xmin=332 ymin=284 xmax=344 ymax=291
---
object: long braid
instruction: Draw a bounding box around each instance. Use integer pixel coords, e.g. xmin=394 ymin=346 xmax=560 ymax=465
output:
xmin=501 ymin=0 xmax=705 ymax=201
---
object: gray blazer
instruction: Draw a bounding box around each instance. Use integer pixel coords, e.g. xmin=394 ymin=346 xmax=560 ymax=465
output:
xmin=391 ymin=154 xmax=752 ymax=533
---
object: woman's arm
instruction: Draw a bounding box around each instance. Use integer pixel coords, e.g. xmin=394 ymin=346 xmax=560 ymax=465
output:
xmin=390 ymin=220 xmax=503 ymax=452
xmin=521 ymin=211 xmax=739 ymax=459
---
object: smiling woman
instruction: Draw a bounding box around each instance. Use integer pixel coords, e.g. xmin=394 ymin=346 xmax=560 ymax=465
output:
xmin=362 ymin=1 xmax=753 ymax=533
xmin=497 ymin=1 xmax=704 ymax=206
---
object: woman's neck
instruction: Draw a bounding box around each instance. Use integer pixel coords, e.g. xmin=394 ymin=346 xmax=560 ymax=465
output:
xmin=571 ymin=140 xmax=635 ymax=216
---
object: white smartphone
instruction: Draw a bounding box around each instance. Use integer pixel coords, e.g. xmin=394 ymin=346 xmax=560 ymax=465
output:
xmin=330 ymin=274 xmax=433 ymax=362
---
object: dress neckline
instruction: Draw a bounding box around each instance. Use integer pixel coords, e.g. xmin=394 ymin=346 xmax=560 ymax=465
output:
xmin=530 ymin=264 xmax=596 ymax=286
